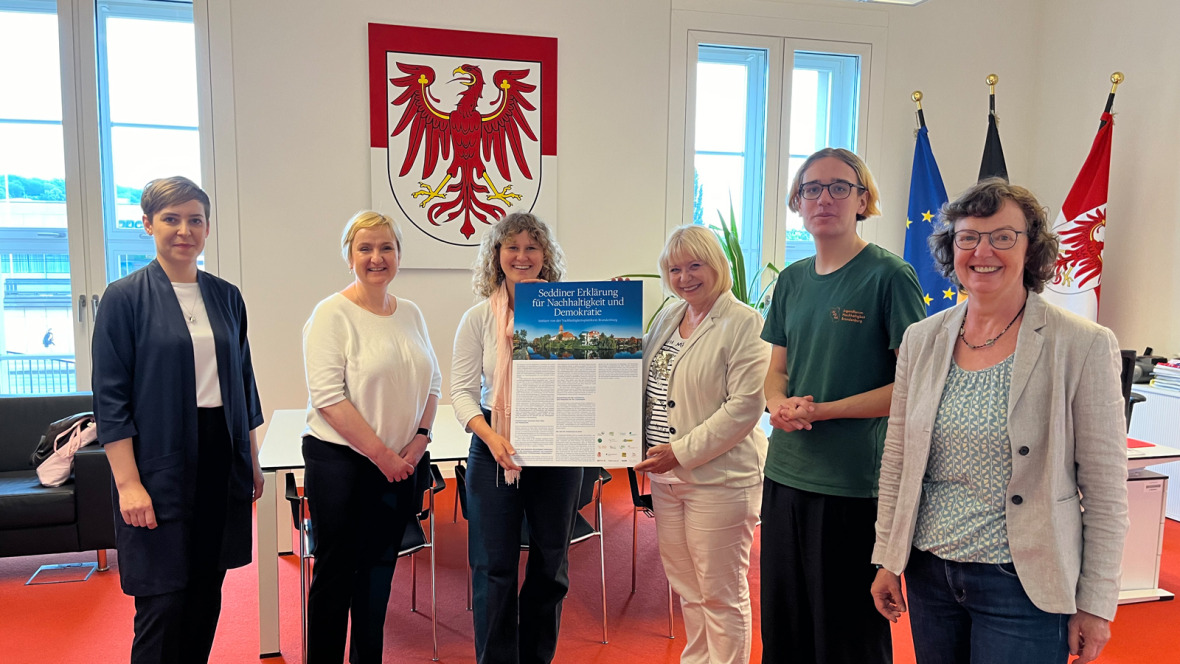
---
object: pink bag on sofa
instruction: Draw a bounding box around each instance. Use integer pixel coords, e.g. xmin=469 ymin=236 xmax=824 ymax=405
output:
xmin=36 ymin=417 xmax=97 ymax=487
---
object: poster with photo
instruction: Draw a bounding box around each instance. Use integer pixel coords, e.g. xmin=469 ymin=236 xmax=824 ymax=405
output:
xmin=509 ymin=281 xmax=644 ymax=467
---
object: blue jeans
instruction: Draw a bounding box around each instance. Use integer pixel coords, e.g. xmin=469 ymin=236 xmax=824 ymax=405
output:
xmin=905 ymin=548 xmax=1071 ymax=664
xmin=466 ymin=430 xmax=582 ymax=664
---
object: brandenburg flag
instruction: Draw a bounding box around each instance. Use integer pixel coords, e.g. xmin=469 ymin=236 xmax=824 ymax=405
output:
xmin=1044 ymin=112 xmax=1114 ymax=321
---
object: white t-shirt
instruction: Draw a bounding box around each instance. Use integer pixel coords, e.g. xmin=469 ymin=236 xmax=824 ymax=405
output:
xmin=302 ymin=293 xmax=442 ymax=454
xmin=171 ymin=282 xmax=222 ymax=408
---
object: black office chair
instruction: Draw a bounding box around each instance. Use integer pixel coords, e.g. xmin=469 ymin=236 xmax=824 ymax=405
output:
xmin=626 ymin=467 xmax=675 ymax=639
xmin=454 ymin=465 xmax=612 ymax=644
xmin=285 ymin=455 xmax=446 ymax=662
xmin=1120 ymin=349 xmax=1146 ymax=429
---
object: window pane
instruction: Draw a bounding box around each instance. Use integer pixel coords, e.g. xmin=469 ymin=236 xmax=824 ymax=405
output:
xmin=783 ymin=52 xmax=861 ymax=265
xmin=695 ymin=62 xmax=748 ymax=153
xmin=0 ymin=8 xmax=62 ymax=120
xmin=0 ymin=5 xmax=78 ymax=395
xmin=788 ymin=70 xmax=820 ymax=157
xmin=694 ymin=154 xmax=744 ymax=229
xmin=105 ymin=16 xmax=199 ymax=126
xmin=98 ymin=1 xmax=201 ymax=284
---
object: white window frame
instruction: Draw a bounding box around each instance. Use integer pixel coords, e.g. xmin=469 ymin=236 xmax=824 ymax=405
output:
xmin=667 ymin=6 xmax=887 ymax=285
xmin=3 ymin=0 xmax=229 ymax=390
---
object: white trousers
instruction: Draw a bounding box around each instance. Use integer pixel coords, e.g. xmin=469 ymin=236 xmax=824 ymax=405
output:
xmin=651 ymin=481 xmax=762 ymax=664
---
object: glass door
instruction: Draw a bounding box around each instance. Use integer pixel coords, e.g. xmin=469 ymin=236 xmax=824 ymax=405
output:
xmin=0 ymin=2 xmax=79 ymax=394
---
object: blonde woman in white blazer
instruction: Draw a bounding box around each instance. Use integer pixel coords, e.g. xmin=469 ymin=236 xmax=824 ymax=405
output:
xmin=870 ymin=180 xmax=1128 ymax=664
xmin=635 ymin=225 xmax=771 ymax=664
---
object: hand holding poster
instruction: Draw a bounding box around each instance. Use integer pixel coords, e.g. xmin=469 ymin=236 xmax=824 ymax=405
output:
xmin=509 ymin=281 xmax=644 ymax=467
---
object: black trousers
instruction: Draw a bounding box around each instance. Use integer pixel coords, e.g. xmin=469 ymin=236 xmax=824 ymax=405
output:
xmin=131 ymin=407 xmax=231 ymax=664
xmin=301 ymin=436 xmax=419 ymax=664
xmin=466 ymin=425 xmax=582 ymax=664
xmin=759 ymin=479 xmax=892 ymax=664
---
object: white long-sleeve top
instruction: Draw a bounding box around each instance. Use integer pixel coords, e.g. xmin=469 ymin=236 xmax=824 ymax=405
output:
xmin=450 ymin=299 xmax=497 ymax=432
xmin=303 ymin=293 xmax=442 ymax=453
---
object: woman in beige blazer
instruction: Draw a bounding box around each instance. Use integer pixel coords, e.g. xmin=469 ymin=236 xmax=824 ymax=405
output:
xmin=870 ymin=179 xmax=1128 ymax=664
xmin=635 ymin=225 xmax=771 ymax=664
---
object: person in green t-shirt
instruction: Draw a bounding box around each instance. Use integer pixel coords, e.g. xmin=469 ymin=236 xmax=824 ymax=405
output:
xmin=759 ymin=148 xmax=926 ymax=664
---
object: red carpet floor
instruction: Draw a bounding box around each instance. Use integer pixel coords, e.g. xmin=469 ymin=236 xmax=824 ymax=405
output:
xmin=2 ymin=470 xmax=1179 ymax=663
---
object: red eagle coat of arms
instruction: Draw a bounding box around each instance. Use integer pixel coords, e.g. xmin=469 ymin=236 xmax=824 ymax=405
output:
xmin=369 ymin=24 xmax=557 ymax=268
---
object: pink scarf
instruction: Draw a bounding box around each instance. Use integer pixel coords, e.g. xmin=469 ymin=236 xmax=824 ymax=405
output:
xmin=489 ymin=282 xmax=520 ymax=485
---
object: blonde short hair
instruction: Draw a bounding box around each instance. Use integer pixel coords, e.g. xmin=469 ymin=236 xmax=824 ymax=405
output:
xmin=340 ymin=211 xmax=403 ymax=266
xmin=786 ymin=148 xmax=882 ymax=221
xmin=471 ymin=212 xmax=565 ymax=298
xmin=658 ymin=225 xmax=733 ymax=301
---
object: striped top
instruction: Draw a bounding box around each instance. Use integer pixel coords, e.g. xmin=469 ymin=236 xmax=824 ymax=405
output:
xmin=644 ymin=330 xmax=688 ymax=484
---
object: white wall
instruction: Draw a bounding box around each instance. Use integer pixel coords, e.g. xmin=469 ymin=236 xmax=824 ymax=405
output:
xmin=1028 ymin=0 xmax=1180 ymax=355
xmin=212 ymin=0 xmax=1178 ymax=419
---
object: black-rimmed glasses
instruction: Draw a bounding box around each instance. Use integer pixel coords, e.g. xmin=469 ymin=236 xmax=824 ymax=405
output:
xmin=799 ymin=181 xmax=866 ymax=200
xmin=953 ymin=229 xmax=1026 ymax=250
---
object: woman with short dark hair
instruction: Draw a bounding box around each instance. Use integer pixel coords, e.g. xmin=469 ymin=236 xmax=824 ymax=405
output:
xmin=93 ymin=176 xmax=264 ymax=664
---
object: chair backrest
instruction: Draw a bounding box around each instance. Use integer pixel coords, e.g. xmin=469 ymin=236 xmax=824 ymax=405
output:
xmin=1119 ymin=349 xmax=1138 ymax=428
xmin=577 ymin=467 xmax=611 ymax=510
xmin=455 ymin=463 xmax=469 ymax=520
xmin=626 ymin=468 xmax=649 ymax=509
xmin=284 ymin=471 xmax=305 ymax=533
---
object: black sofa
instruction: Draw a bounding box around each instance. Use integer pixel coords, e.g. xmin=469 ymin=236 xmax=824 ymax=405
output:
xmin=0 ymin=393 xmax=116 ymax=567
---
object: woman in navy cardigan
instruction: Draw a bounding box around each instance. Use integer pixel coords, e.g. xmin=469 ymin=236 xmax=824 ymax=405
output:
xmin=92 ymin=176 xmax=264 ymax=664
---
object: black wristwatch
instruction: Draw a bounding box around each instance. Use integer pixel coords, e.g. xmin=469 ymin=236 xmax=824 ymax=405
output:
xmin=416 ymin=427 xmax=432 ymax=441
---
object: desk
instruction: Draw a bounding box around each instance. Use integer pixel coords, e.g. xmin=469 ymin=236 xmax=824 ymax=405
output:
xmin=256 ymin=406 xmax=472 ymax=658
xmin=1121 ymin=439 xmax=1180 ymax=604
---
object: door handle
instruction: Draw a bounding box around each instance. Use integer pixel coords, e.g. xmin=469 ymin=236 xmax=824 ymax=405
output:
xmin=78 ymin=294 xmax=87 ymax=322
xmin=91 ymin=294 xmax=100 ymax=321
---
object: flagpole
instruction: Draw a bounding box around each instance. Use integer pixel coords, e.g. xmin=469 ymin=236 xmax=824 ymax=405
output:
xmin=912 ymin=91 xmax=926 ymax=130
xmin=1101 ymin=71 xmax=1124 ymax=128
xmin=986 ymin=74 xmax=999 ymax=117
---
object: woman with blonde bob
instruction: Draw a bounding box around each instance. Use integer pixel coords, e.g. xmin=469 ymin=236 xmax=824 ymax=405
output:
xmin=301 ymin=210 xmax=441 ymax=663
xmin=636 ymin=224 xmax=771 ymax=664
xmin=451 ymin=212 xmax=582 ymax=664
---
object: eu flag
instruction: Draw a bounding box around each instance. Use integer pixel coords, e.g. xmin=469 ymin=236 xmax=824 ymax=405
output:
xmin=904 ymin=126 xmax=956 ymax=315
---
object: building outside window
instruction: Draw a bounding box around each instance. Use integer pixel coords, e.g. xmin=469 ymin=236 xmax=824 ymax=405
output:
xmin=0 ymin=0 xmax=203 ymax=395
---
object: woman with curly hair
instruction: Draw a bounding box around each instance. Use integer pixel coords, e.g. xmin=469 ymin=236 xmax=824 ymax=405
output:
xmin=871 ymin=179 xmax=1128 ymax=664
xmin=450 ymin=212 xmax=582 ymax=664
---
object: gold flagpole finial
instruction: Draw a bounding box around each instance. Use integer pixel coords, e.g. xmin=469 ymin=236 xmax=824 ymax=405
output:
xmin=1110 ymin=72 xmax=1125 ymax=93
xmin=912 ymin=91 xmax=923 ymax=109
xmin=986 ymin=74 xmax=999 ymax=95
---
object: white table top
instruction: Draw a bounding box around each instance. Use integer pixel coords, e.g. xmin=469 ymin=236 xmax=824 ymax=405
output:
xmin=259 ymin=405 xmax=472 ymax=471
xmin=1127 ymin=441 xmax=1180 ymax=470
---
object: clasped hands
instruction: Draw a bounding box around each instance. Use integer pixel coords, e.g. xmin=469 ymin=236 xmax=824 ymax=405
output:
xmin=769 ymin=395 xmax=820 ymax=431
xmin=375 ymin=433 xmax=430 ymax=482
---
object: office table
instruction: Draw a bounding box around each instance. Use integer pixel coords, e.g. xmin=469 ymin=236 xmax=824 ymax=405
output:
xmin=1121 ymin=438 xmax=1180 ymax=604
xmin=256 ymin=406 xmax=472 ymax=658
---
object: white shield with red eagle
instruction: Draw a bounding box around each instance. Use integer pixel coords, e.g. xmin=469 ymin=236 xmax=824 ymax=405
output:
xmin=1042 ymin=111 xmax=1113 ymax=322
xmin=1046 ymin=205 xmax=1104 ymax=320
xmin=369 ymin=25 xmax=557 ymax=269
